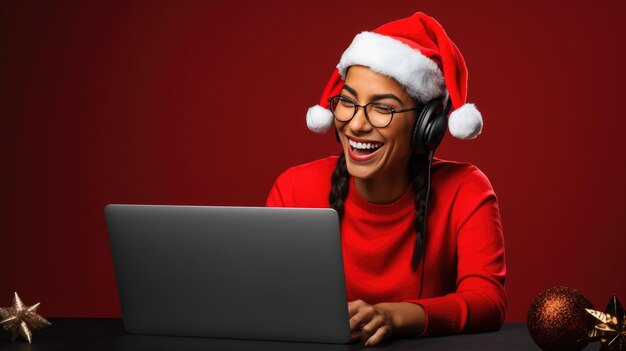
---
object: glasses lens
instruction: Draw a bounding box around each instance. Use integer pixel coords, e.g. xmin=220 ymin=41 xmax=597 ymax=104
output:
xmin=366 ymin=104 xmax=394 ymax=127
xmin=330 ymin=97 xmax=355 ymax=122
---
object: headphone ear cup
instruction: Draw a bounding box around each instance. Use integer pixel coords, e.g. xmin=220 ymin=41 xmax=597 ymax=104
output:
xmin=411 ymin=104 xmax=427 ymax=154
xmin=412 ymin=100 xmax=442 ymax=154
xmin=423 ymin=103 xmax=448 ymax=151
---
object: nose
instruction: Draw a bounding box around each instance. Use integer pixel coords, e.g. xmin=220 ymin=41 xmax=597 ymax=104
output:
xmin=348 ymin=106 xmax=373 ymax=134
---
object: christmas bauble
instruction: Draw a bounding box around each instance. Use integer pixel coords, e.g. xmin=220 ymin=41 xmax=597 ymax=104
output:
xmin=527 ymin=286 xmax=596 ymax=351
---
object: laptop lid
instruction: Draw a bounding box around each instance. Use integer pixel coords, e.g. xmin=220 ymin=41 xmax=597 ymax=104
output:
xmin=105 ymin=204 xmax=353 ymax=343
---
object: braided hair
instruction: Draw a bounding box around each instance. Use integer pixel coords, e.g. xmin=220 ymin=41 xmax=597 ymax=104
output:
xmin=329 ymin=152 xmax=429 ymax=271
xmin=329 ymin=154 xmax=350 ymax=219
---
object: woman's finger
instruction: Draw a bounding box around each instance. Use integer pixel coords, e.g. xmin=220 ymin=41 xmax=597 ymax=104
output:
xmin=360 ymin=314 xmax=385 ymax=341
xmin=349 ymin=311 xmax=366 ymax=331
xmin=349 ymin=304 xmax=376 ymax=331
xmin=347 ymin=299 xmax=366 ymax=317
xmin=359 ymin=322 xmax=374 ymax=344
xmin=361 ymin=313 xmax=385 ymax=334
xmin=363 ymin=325 xmax=391 ymax=347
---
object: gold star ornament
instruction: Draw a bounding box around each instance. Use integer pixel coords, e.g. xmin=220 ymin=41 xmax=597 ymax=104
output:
xmin=0 ymin=292 xmax=51 ymax=343
xmin=585 ymin=294 xmax=626 ymax=351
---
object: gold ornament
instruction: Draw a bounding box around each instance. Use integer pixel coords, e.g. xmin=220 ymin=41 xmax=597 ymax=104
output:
xmin=584 ymin=294 xmax=626 ymax=351
xmin=0 ymin=292 xmax=51 ymax=343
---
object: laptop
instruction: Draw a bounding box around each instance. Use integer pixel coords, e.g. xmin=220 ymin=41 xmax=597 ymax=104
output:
xmin=105 ymin=204 xmax=358 ymax=343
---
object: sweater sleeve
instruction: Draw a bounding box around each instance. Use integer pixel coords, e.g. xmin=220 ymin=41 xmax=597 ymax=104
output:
xmin=410 ymin=167 xmax=507 ymax=337
xmin=265 ymin=168 xmax=293 ymax=207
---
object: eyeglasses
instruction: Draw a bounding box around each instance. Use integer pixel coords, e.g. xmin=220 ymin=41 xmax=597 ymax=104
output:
xmin=328 ymin=95 xmax=422 ymax=128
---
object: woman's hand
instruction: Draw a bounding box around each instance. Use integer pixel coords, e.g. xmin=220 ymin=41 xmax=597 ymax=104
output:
xmin=348 ymin=300 xmax=427 ymax=346
xmin=348 ymin=299 xmax=393 ymax=346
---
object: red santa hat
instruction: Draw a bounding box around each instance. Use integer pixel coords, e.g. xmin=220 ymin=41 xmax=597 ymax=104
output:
xmin=306 ymin=12 xmax=483 ymax=140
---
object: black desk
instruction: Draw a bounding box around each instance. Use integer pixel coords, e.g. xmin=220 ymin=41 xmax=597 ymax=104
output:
xmin=0 ymin=319 xmax=597 ymax=350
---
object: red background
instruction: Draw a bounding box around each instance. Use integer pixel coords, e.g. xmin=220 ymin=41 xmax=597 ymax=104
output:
xmin=1 ymin=0 xmax=625 ymax=322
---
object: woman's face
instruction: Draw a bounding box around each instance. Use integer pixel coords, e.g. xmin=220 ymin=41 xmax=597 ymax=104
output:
xmin=335 ymin=65 xmax=417 ymax=181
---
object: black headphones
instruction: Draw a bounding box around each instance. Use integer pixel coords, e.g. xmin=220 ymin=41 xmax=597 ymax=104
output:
xmin=410 ymin=94 xmax=451 ymax=155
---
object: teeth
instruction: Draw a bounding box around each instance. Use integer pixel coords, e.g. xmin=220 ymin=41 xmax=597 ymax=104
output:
xmin=348 ymin=139 xmax=383 ymax=150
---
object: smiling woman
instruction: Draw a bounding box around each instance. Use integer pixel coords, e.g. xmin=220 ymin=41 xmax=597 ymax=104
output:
xmin=266 ymin=12 xmax=505 ymax=347
xmin=334 ymin=65 xmax=419 ymax=203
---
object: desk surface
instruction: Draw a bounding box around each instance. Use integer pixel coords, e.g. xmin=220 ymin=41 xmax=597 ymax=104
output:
xmin=0 ymin=319 xmax=599 ymax=351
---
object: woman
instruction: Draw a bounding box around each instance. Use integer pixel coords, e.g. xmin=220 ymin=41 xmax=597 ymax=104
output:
xmin=266 ymin=12 xmax=506 ymax=346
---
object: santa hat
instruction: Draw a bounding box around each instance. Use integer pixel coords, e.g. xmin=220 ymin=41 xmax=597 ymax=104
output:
xmin=306 ymin=12 xmax=483 ymax=140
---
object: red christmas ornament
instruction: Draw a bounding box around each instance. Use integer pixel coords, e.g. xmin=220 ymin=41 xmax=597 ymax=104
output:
xmin=527 ymin=286 xmax=596 ymax=351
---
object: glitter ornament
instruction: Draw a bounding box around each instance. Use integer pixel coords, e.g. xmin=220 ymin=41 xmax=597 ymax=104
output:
xmin=527 ymin=286 xmax=596 ymax=351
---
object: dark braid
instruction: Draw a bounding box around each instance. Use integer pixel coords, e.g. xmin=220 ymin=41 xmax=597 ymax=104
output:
xmin=409 ymin=153 xmax=429 ymax=270
xmin=329 ymin=153 xmax=350 ymax=218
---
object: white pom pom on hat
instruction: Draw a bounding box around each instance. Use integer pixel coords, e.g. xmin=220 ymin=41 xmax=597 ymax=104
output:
xmin=448 ymin=103 xmax=482 ymax=139
xmin=306 ymin=12 xmax=484 ymax=141
xmin=306 ymin=104 xmax=334 ymax=134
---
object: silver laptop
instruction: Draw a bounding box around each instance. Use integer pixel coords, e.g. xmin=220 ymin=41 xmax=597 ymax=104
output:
xmin=105 ymin=204 xmax=357 ymax=343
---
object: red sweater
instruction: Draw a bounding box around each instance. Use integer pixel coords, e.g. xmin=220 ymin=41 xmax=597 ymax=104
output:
xmin=265 ymin=156 xmax=506 ymax=337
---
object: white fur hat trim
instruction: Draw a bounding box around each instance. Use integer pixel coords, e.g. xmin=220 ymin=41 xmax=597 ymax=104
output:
xmin=337 ymin=32 xmax=445 ymax=103
xmin=306 ymin=104 xmax=334 ymax=133
xmin=448 ymin=103 xmax=483 ymax=140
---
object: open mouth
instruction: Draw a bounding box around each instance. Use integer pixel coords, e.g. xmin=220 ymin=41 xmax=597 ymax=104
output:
xmin=347 ymin=138 xmax=384 ymax=161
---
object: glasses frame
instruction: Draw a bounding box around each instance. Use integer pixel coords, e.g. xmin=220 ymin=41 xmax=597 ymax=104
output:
xmin=328 ymin=95 xmax=423 ymax=128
